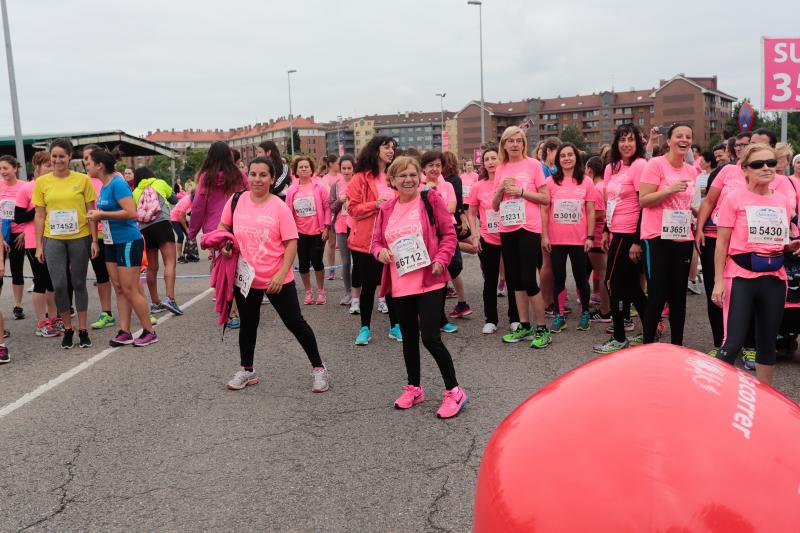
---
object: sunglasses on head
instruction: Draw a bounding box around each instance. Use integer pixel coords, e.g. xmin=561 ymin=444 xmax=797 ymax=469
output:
xmin=746 ymin=159 xmax=778 ymax=170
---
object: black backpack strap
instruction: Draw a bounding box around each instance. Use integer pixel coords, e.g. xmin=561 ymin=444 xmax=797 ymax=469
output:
xmin=420 ymin=189 xmax=440 ymax=237
xmin=229 ymin=190 xmax=245 ymax=233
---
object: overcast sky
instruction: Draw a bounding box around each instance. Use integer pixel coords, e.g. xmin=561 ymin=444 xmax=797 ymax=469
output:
xmin=0 ymin=0 xmax=795 ymax=137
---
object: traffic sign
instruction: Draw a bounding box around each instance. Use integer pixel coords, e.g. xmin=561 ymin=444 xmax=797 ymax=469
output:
xmin=738 ymin=101 xmax=754 ymax=132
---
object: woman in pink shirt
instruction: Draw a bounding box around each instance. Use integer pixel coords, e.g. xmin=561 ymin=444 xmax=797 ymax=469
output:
xmin=584 ymin=155 xmax=610 ymax=323
xmin=711 ymin=144 xmax=800 ymax=385
xmin=171 ymin=193 xmax=192 ymax=261
xmin=284 ymin=156 xmax=331 ymax=305
xmin=460 ymin=160 xmax=479 ymax=199
xmin=541 ymin=143 xmax=596 ymax=332
xmin=330 ymin=155 xmax=357 ymax=307
xmin=491 ymin=126 xmax=551 ymax=348
xmin=371 ymin=156 xmax=466 ymax=419
xmin=320 ymin=155 xmax=340 ymax=280
xmin=639 ymin=123 xmax=698 ymax=345
xmin=218 ymin=157 xmax=330 ymax=393
xmin=468 ymin=145 xmax=519 ymax=334
xmin=0 ymin=155 xmax=28 ymax=320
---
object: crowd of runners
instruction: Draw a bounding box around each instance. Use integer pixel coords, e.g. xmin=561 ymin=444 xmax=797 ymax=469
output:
xmin=1 ymin=124 xmax=799 ymax=418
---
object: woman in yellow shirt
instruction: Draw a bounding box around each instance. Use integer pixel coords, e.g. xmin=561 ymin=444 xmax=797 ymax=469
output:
xmin=33 ymin=138 xmax=98 ymax=349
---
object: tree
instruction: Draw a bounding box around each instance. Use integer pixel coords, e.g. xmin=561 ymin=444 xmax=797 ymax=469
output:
xmin=180 ymin=148 xmax=207 ymax=180
xmin=291 ymin=129 xmax=302 ymax=155
xmin=560 ymin=125 xmax=587 ymax=152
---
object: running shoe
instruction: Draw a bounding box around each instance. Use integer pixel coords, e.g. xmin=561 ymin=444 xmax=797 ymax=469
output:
xmin=629 ymin=308 xmax=638 ymax=318
xmin=161 ymin=297 xmax=184 ymax=316
xmin=497 ymin=280 xmax=507 ymax=297
xmin=0 ymin=345 xmax=9 ymax=364
xmin=61 ymin=329 xmax=75 ymax=350
xmin=742 ymin=349 xmax=756 ymax=371
xmin=482 ymin=323 xmax=497 ymax=334
xmin=349 ymin=298 xmax=360 ymax=315
xmin=707 ymin=347 xmax=720 ymax=358
xmin=340 ymin=294 xmax=352 ymax=306
xmin=227 ymin=369 xmax=259 ymax=390
xmin=226 ymin=317 xmax=240 ymax=329
xmin=530 ymin=327 xmax=552 ymax=349
xmin=377 ymin=297 xmax=389 ymax=314
xmin=91 ymin=311 xmax=116 ymax=330
xmin=3 ymin=329 xmax=9 ymax=338
xmin=551 ymin=315 xmax=566 ymax=333
xmin=303 ymin=290 xmax=314 ymax=305
xmin=315 ymin=289 xmax=327 ymax=305
xmin=35 ymin=319 xmax=60 ymax=338
xmin=78 ymin=329 xmax=92 ymax=348
xmin=629 ymin=334 xmax=644 ymax=346
xmin=311 ymin=367 xmax=331 ymax=392
xmin=445 ymin=287 xmax=457 ymax=299
xmin=509 ymin=322 xmax=520 ymax=332
xmin=134 ymin=330 xmax=158 ymax=347
xmin=577 ymin=311 xmax=591 ymax=331
xmin=177 ymin=255 xmax=187 ymax=264
xmin=593 ymin=337 xmax=630 ymax=354
xmin=355 ymin=326 xmax=371 ymax=345
xmin=150 ymin=314 xmax=158 ymax=326
xmin=395 ymin=384 xmax=425 ymax=409
xmin=70 ymin=307 xmax=76 ymax=318
xmin=388 ymin=324 xmax=403 ymax=342
xmin=687 ymin=278 xmax=702 ymax=295
xmin=605 ymin=319 xmax=634 ymax=334
xmin=12 ymin=306 xmax=24 ymax=320
xmin=661 ymin=304 xmax=670 ymax=318
xmin=656 ymin=320 xmax=667 ymax=340
xmin=150 ymin=302 xmax=166 ymax=314
xmin=448 ymin=302 xmax=473 ymax=319
xmin=109 ymin=330 xmax=134 ymax=347
xmin=589 ymin=311 xmax=611 ymax=323
xmin=544 ymin=304 xmax=555 ymax=318
xmin=326 ymin=268 xmax=336 ymax=281
xmin=52 ymin=318 xmax=65 ymax=332
xmin=440 ymin=323 xmax=459 ymax=334
xmin=502 ymin=324 xmax=534 ymax=343
xmin=437 ymin=386 xmax=469 ymax=419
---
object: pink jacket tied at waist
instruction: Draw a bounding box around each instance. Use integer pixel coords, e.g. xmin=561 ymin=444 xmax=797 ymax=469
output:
xmin=284 ymin=178 xmax=331 ymax=232
xmin=371 ymin=191 xmax=457 ymax=297
xmin=200 ymin=229 xmax=239 ymax=326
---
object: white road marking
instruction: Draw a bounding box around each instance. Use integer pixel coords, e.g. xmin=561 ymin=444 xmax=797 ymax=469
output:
xmin=0 ymin=287 xmax=213 ymax=420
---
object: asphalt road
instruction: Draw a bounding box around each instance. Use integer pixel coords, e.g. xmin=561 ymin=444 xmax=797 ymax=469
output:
xmin=1 ymin=254 xmax=798 ymax=532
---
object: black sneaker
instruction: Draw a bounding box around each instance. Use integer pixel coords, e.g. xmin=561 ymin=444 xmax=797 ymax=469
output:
xmin=61 ymin=329 xmax=75 ymax=349
xmin=0 ymin=345 xmax=9 ymax=364
xmin=3 ymin=329 xmax=9 ymax=338
xmin=78 ymin=329 xmax=92 ymax=348
xmin=177 ymin=256 xmax=187 ymax=264
xmin=12 ymin=306 xmax=24 ymax=320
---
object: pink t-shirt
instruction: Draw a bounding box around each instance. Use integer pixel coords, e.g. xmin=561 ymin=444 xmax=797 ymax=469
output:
xmin=603 ymin=158 xmax=646 ymax=234
xmin=376 ymin=175 xmax=396 ymax=203
xmin=494 ymin=158 xmax=547 ymax=234
xmin=170 ymin=194 xmax=192 ymax=222
xmin=385 ymin=199 xmax=445 ymax=298
xmin=424 ymin=176 xmax=457 ymax=223
xmin=460 ymin=171 xmax=479 ymax=198
xmin=468 ymin=178 xmax=501 ymax=246
xmin=591 ymin=180 xmax=606 ymax=248
xmin=291 ymin=182 xmax=322 ymax=235
xmin=717 ymin=187 xmax=793 ymax=281
xmin=639 ymin=156 xmax=697 ymax=241
xmin=220 ymin=192 xmax=298 ymax=289
xmin=14 ymin=180 xmax=36 ymax=249
xmin=0 ymin=179 xmax=25 ymax=234
xmin=323 ymin=173 xmax=341 ymax=189
xmin=334 ymin=179 xmax=350 ymax=234
xmin=546 ymin=177 xmax=596 ymax=246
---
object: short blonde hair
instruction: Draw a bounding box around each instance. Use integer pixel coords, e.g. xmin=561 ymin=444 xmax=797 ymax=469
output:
xmin=498 ymin=126 xmax=529 ymax=164
xmin=775 ymin=142 xmax=794 ymax=162
xmin=386 ymin=156 xmax=422 ymax=189
xmin=739 ymin=143 xmax=776 ymax=169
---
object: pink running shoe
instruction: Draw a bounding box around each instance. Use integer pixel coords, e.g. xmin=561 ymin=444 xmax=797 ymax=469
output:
xmin=394 ymin=384 xmax=425 ymax=409
xmin=316 ymin=289 xmax=327 ymax=305
xmin=437 ymin=386 xmax=469 ymax=419
xmin=303 ymin=290 xmax=314 ymax=305
xmin=661 ymin=304 xmax=670 ymax=318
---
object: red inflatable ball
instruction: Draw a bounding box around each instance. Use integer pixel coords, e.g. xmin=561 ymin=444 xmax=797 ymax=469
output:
xmin=474 ymin=345 xmax=800 ymax=532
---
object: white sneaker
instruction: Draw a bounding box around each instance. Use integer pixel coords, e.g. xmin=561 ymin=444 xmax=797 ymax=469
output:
xmin=311 ymin=367 xmax=331 ymax=393
xmin=227 ymin=369 xmax=259 ymax=390
xmin=377 ymin=298 xmax=389 ymax=314
xmin=509 ymin=321 xmax=521 ymax=332
xmin=349 ymin=298 xmax=360 ymax=315
xmin=482 ymin=323 xmax=497 ymax=334
xmin=687 ymin=278 xmax=702 ymax=295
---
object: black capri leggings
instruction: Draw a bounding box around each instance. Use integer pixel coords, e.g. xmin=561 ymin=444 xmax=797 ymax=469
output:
xmin=297 ymin=233 xmax=324 ymax=274
xmin=643 ymin=238 xmax=693 ymax=345
xmin=605 ymin=233 xmax=648 ymax=343
xmin=25 ymin=249 xmax=54 ymax=293
xmin=550 ymin=244 xmax=591 ymax=315
xmin=4 ymin=233 xmax=25 ymax=286
xmin=90 ymin=240 xmax=110 ymax=284
xmin=172 ymin=221 xmax=186 ymax=244
xmin=717 ymin=276 xmax=786 ymax=366
xmin=479 ymin=238 xmax=519 ymax=326
xmin=351 ymin=250 xmax=397 ymax=328
xmin=500 ymin=229 xmax=541 ymax=296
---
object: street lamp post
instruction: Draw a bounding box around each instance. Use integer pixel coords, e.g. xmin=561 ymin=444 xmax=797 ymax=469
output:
xmin=287 ymin=69 xmax=297 ymax=156
xmin=336 ymin=115 xmax=342 ymax=156
xmin=435 ymin=92 xmax=446 ymax=149
xmin=1 ymin=0 xmax=26 ymax=180
xmin=467 ymin=0 xmax=485 ymax=146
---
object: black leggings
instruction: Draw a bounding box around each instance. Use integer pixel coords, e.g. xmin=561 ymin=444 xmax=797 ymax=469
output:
xmin=643 ymin=238 xmax=693 ymax=345
xmin=4 ymin=233 xmax=25 ymax=286
xmin=500 ymin=229 xmax=541 ymax=296
xmin=297 ymin=233 xmax=324 ymax=274
xmin=90 ymin=240 xmax=110 ymax=284
xmin=605 ymin=233 xmax=647 ymax=342
xmin=550 ymin=245 xmax=591 ymax=315
xmin=25 ymin=249 xmax=54 ymax=293
xmin=351 ymin=250 xmax=397 ymax=328
xmin=234 ymin=282 xmax=323 ymax=369
xmin=394 ymin=288 xmax=458 ymax=389
xmin=699 ymin=237 xmax=724 ymax=347
xmin=479 ymin=238 xmax=519 ymax=325
xmin=718 ymin=276 xmax=785 ymax=366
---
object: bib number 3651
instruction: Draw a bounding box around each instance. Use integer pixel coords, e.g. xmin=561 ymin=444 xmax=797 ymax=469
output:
xmin=660 ymin=209 xmax=691 ymax=240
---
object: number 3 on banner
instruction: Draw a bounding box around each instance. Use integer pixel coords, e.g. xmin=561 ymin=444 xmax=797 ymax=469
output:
xmin=772 ymin=73 xmax=800 ymax=103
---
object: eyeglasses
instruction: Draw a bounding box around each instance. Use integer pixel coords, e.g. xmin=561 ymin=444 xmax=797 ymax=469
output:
xmin=746 ymin=159 xmax=778 ymax=170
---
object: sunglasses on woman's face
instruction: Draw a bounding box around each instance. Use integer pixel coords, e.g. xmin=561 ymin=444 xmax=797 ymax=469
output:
xmin=746 ymin=159 xmax=778 ymax=170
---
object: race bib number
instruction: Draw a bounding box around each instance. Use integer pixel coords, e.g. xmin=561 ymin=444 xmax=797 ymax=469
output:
xmin=746 ymin=206 xmax=788 ymax=245
xmin=499 ymin=199 xmax=526 ymax=227
xmin=340 ymin=200 xmax=348 ymax=217
xmin=234 ymin=256 xmax=255 ymax=297
xmin=389 ymin=232 xmax=431 ymax=276
xmin=49 ymin=209 xmax=79 ymax=235
xmin=0 ymin=200 xmax=15 ymax=220
xmin=606 ymin=200 xmax=616 ymax=225
xmin=293 ymin=196 xmax=316 ymax=218
xmin=101 ymin=220 xmax=113 ymax=245
xmin=462 ymin=185 xmax=471 ymax=198
xmin=485 ymin=209 xmax=500 ymax=234
xmin=553 ymin=199 xmax=581 ymax=225
xmin=661 ymin=209 xmax=691 ymax=240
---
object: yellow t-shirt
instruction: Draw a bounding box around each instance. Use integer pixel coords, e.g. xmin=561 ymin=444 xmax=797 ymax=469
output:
xmin=32 ymin=171 xmax=98 ymax=239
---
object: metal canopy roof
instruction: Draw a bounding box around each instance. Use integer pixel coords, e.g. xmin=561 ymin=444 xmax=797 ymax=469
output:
xmin=0 ymin=130 xmax=178 ymax=159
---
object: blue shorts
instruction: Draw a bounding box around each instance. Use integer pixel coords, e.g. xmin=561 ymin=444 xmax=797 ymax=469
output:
xmin=104 ymin=239 xmax=145 ymax=268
